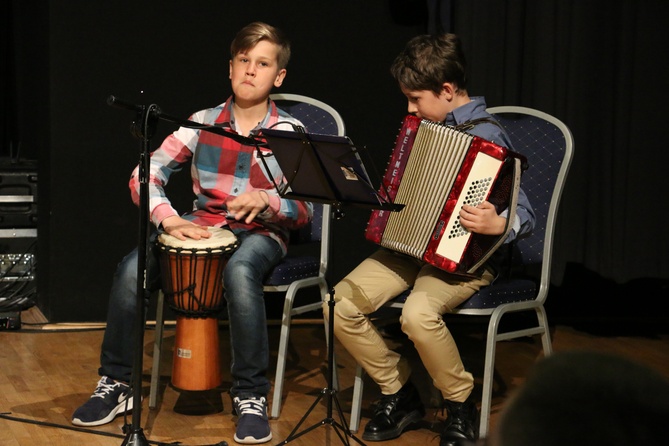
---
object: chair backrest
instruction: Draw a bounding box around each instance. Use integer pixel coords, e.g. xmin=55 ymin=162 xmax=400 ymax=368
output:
xmin=269 ymin=93 xmax=346 ymax=276
xmin=487 ymin=106 xmax=574 ymax=295
xmin=270 ymin=93 xmax=346 ymax=136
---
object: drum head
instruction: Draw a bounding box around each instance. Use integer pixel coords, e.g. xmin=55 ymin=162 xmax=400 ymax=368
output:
xmin=157 ymin=227 xmax=237 ymax=253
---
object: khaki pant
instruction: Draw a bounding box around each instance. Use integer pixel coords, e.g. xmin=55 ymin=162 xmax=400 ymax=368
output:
xmin=324 ymin=248 xmax=494 ymax=403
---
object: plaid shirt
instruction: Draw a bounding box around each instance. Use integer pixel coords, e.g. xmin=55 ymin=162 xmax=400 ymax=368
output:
xmin=129 ymin=96 xmax=313 ymax=253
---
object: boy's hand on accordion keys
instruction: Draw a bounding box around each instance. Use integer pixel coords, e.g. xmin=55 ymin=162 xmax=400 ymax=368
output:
xmin=459 ymin=201 xmax=506 ymax=235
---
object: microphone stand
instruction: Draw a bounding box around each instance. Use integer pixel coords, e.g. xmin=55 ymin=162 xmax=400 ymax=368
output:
xmin=121 ymin=101 xmax=159 ymax=446
xmin=108 ymin=95 xmax=247 ymax=446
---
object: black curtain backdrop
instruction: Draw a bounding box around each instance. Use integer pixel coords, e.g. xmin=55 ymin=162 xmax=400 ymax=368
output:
xmin=4 ymin=0 xmax=668 ymax=322
xmin=450 ymin=0 xmax=669 ymax=286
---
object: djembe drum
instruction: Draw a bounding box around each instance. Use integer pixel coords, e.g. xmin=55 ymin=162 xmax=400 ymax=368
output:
xmin=156 ymin=227 xmax=239 ymax=391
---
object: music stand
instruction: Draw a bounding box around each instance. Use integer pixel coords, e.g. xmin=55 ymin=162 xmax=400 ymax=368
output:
xmin=260 ymin=127 xmax=402 ymax=446
xmin=261 ymin=127 xmax=402 ymax=212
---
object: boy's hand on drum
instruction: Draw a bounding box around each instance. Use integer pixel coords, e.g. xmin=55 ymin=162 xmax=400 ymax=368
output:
xmin=161 ymin=216 xmax=211 ymax=241
xmin=226 ymin=191 xmax=270 ymax=224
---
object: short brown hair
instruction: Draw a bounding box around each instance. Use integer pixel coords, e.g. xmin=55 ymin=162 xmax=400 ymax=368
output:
xmin=390 ymin=33 xmax=467 ymax=95
xmin=230 ymin=22 xmax=291 ymax=69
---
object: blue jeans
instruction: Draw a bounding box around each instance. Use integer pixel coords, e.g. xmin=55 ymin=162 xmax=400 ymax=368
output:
xmin=99 ymin=231 xmax=283 ymax=398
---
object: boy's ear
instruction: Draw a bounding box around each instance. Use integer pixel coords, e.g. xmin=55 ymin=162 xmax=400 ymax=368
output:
xmin=274 ymin=68 xmax=287 ymax=87
xmin=441 ymin=82 xmax=456 ymax=101
xmin=229 ymin=60 xmax=233 ymax=79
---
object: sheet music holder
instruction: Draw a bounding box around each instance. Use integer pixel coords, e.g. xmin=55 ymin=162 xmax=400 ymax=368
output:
xmin=260 ymin=127 xmax=404 ymax=212
xmin=260 ymin=126 xmax=407 ymax=446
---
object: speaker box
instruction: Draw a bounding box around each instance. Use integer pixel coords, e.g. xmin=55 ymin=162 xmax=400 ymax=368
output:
xmin=0 ymin=159 xmax=38 ymax=229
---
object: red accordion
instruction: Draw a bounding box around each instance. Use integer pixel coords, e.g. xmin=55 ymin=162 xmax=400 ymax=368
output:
xmin=365 ymin=115 xmax=525 ymax=277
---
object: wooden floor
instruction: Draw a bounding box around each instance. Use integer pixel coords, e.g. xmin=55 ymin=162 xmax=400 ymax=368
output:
xmin=2 ymin=308 xmax=669 ymax=446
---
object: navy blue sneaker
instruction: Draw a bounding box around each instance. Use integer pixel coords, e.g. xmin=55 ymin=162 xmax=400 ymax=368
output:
xmin=232 ymin=396 xmax=272 ymax=444
xmin=72 ymin=376 xmax=133 ymax=426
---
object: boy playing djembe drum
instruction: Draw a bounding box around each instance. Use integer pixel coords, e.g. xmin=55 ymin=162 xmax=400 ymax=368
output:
xmin=72 ymin=22 xmax=312 ymax=445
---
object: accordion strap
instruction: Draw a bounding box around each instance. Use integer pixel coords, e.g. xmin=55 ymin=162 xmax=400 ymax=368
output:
xmin=453 ymin=117 xmax=502 ymax=132
xmin=456 ymin=115 xmax=529 ymax=172
xmin=466 ymin=156 xmax=523 ymax=274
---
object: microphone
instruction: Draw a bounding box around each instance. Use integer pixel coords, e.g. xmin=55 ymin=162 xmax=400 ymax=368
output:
xmin=107 ymin=94 xmax=262 ymax=146
xmin=107 ymin=95 xmax=161 ymax=116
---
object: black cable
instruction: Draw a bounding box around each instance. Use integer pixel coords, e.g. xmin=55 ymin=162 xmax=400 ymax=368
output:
xmin=0 ymin=238 xmax=37 ymax=311
xmin=0 ymin=411 xmax=229 ymax=446
xmin=0 ymin=238 xmax=36 ymax=280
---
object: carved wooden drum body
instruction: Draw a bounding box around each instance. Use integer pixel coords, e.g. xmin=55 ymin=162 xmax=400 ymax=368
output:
xmin=156 ymin=227 xmax=238 ymax=391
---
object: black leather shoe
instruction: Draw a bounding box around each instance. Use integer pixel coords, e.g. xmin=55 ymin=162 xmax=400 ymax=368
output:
xmin=362 ymin=381 xmax=425 ymax=441
xmin=439 ymin=393 xmax=479 ymax=446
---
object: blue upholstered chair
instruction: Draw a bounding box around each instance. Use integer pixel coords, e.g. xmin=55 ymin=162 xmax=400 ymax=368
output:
xmin=348 ymin=106 xmax=574 ymax=439
xmin=148 ymin=94 xmax=345 ymax=420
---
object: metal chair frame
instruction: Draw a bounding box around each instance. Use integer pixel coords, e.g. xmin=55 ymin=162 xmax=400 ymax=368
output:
xmin=148 ymin=94 xmax=345 ymax=420
xmin=348 ymin=106 xmax=574 ymax=438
